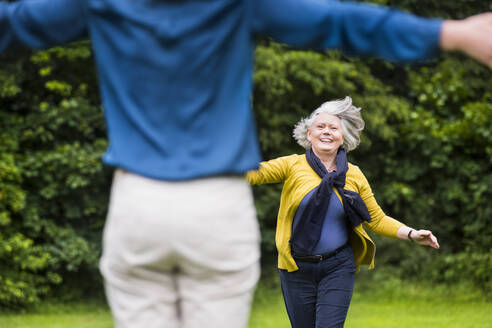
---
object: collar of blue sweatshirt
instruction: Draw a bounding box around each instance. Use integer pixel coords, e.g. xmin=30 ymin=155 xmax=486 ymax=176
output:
xmin=0 ymin=0 xmax=442 ymax=180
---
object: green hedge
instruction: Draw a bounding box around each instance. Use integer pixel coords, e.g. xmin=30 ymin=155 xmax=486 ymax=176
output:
xmin=0 ymin=43 xmax=111 ymax=307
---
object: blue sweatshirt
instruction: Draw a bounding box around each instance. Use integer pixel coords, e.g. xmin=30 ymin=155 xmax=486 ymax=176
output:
xmin=0 ymin=0 xmax=442 ymax=180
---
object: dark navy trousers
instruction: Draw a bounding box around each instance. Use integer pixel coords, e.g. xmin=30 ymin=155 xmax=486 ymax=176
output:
xmin=279 ymin=246 xmax=356 ymax=328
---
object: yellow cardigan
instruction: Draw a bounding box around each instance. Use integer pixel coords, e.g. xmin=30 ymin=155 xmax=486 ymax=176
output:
xmin=246 ymin=154 xmax=404 ymax=272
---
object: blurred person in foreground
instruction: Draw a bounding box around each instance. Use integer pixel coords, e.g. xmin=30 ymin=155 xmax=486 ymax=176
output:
xmin=0 ymin=1 xmax=490 ymax=327
xmin=247 ymin=96 xmax=439 ymax=328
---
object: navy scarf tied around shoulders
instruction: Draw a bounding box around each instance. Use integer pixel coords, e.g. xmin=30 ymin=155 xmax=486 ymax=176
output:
xmin=290 ymin=147 xmax=371 ymax=256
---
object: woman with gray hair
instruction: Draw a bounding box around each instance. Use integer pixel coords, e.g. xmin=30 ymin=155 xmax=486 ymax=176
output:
xmin=247 ymin=96 xmax=439 ymax=328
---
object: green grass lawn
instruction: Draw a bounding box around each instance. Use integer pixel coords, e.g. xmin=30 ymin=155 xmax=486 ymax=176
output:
xmin=1 ymin=280 xmax=490 ymax=328
xmin=0 ymin=302 xmax=112 ymax=328
xmin=250 ymin=281 xmax=492 ymax=328
xmin=345 ymin=299 xmax=492 ymax=328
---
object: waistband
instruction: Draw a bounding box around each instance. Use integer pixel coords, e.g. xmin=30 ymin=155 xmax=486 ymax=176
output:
xmin=292 ymin=243 xmax=350 ymax=263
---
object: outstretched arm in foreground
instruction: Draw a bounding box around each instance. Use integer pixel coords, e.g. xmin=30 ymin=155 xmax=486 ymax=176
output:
xmin=440 ymin=12 xmax=492 ymax=68
xmin=253 ymin=0 xmax=492 ymax=68
xmin=0 ymin=0 xmax=88 ymax=51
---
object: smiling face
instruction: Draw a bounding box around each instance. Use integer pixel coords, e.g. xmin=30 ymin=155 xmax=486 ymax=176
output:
xmin=307 ymin=113 xmax=344 ymax=156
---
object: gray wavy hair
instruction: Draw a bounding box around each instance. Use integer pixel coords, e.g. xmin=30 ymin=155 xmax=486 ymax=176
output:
xmin=293 ymin=96 xmax=364 ymax=152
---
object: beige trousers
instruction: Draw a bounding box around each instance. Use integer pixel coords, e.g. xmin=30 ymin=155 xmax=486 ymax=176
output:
xmin=100 ymin=170 xmax=261 ymax=328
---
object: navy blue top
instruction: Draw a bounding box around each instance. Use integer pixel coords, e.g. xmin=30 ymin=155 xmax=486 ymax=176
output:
xmin=0 ymin=0 xmax=442 ymax=180
xmin=292 ymin=188 xmax=348 ymax=255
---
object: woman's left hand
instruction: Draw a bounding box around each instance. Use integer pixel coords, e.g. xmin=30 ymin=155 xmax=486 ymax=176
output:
xmin=410 ymin=229 xmax=440 ymax=249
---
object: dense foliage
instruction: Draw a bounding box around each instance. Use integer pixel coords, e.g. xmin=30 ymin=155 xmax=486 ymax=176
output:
xmin=0 ymin=44 xmax=111 ymax=307
xmin=0 ymin=1 xmax=490 ymax=307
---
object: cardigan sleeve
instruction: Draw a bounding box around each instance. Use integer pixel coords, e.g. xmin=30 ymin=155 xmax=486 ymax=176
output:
xmin=246 ymin=155 xmax=294 ymax=185
xmin=251 ymin=0 xmax=442 ymax=63
xmin=351 ymin=165 xmax=404 ymax=238
xmin=0 ymin=0 xmax=88 ymax=51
